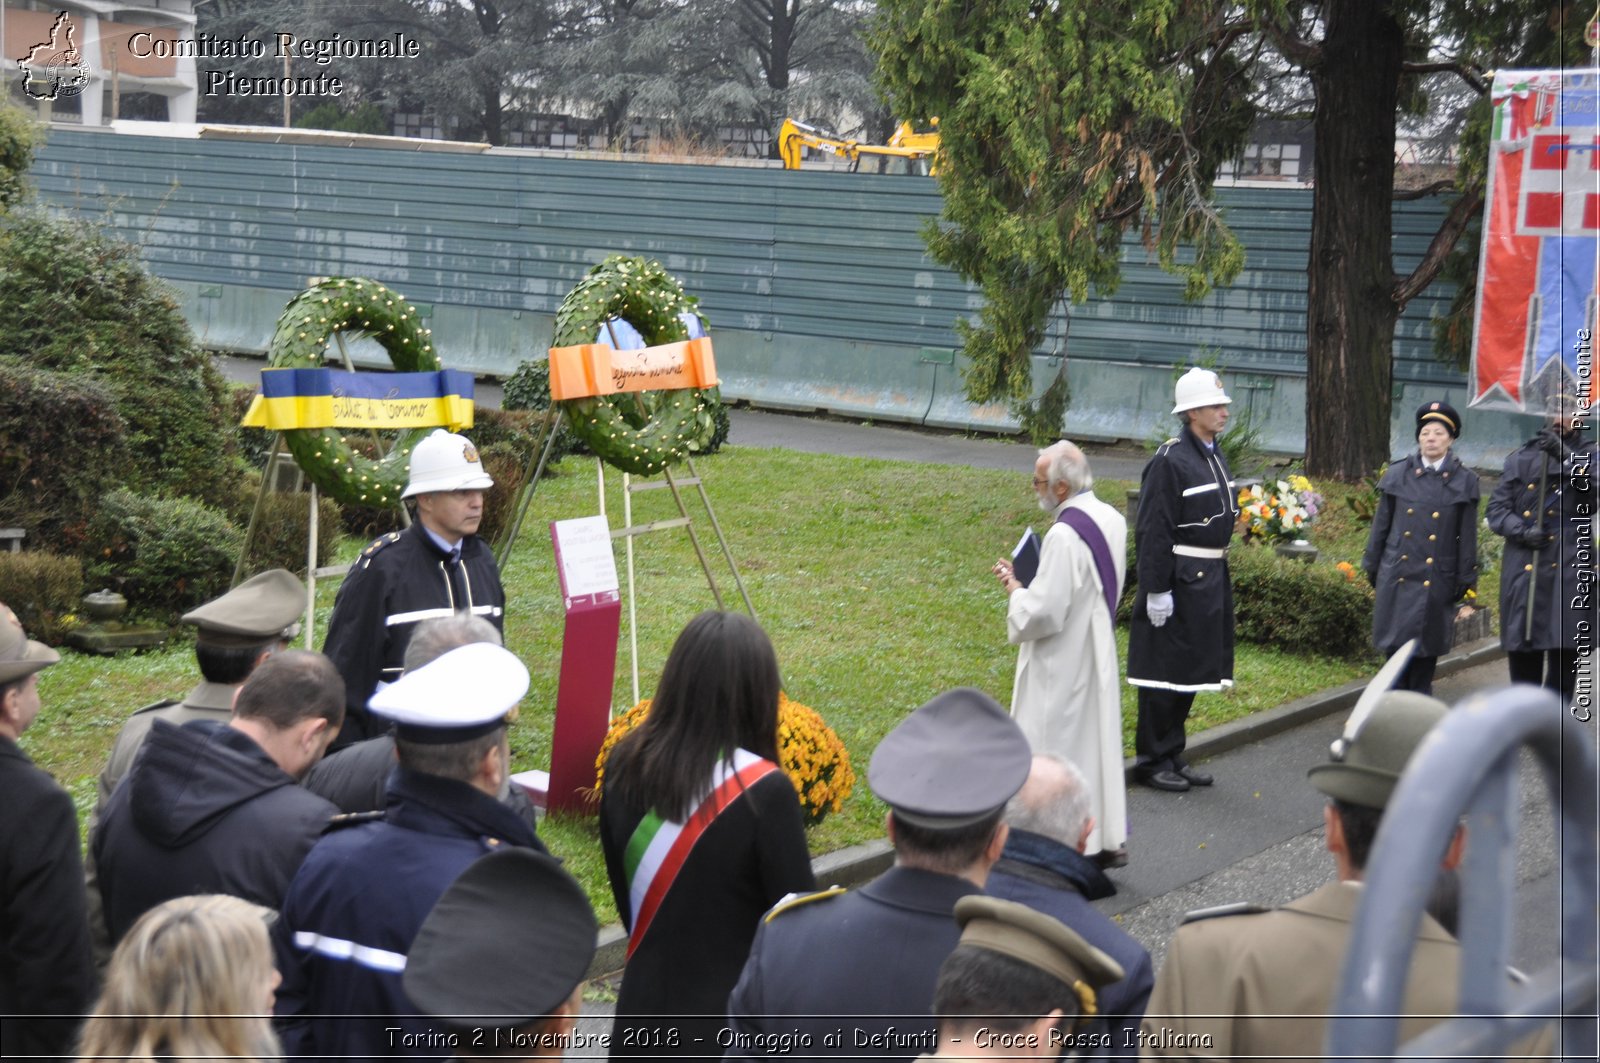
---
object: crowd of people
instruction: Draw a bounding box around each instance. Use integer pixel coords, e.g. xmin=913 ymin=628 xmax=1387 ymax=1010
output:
xmin=0 ymin=376 xmax=1589 ymax=1061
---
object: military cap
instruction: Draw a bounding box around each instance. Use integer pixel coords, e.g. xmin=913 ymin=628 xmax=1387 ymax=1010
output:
xmin=368 ymin=642 xmax=527 ymax=744
xmin=952 ymin=895 xmax=1125 ymax=998
xmin=1309 ymin=676 xmax=1447 ymax=811
xmin=181 ymin=568 xmax=304 ymax=644
xmin=1416 ymin=400 xmax=1462 ymax=439
xmin=0 ymin=605 xmax=59 ymax=685
xmin=404 ymin=848 xmax=598 ymax=1028
xmin=869 ymin=687 xmax=1031 ymax=829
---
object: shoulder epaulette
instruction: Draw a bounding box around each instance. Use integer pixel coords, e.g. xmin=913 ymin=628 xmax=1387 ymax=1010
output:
xmin=130 ymin=699 xmax=180 ymax=716
xmin=322 ymin=810 xmax=384 ymax=833
xmin=1180 ymin=902 xmax=1269 ymax=925
xmin=358 ymin=531 xmax=405 ymax=568
xmin=764 ymin=886 xmax=847 ymax=922
xmin=1164 ymin=438 xmax=1178 ymax=446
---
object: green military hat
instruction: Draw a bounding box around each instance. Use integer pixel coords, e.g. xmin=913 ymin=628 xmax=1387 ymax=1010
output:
xmin=952 ymin=896 xmax=1125 ymax=1013
xmin=181 ymin=569 xmax=305 ymax=644
xmin=0 ymin=605 xmax=59 ymax=685
xmin=1308 ymin=640 xmax=1447 ymax=810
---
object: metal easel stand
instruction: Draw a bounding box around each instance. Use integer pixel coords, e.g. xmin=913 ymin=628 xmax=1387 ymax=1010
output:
xmin=495 ymin=405 xmax=566 ymax=567
xmin=234 ymin=331 xmax=412 ymax=648
xmin=609 ymin=454 xmax=758 ymax=704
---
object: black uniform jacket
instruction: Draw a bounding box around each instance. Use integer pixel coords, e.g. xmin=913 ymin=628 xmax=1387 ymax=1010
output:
xmin=987 ymin=830 xmax=1154 ymax=1061
xmin=1487 ymin=431 xmax=1598 ymax=652
xmin=322 ymin=522 xmax=505 ymax=745
xmin=1 ymin=736 xmax=96 ymax=1061
xmin=1362 ymin=451 xmax=1480 ymax=656
xmin=725 ymin=866 xmax=980 ymax=1061
xmin=92 ymin=719 xmax=338 ymax=944
xmin=273 ymin=768 xmax=546 ymax=1062
xmin=1126 ymin=425 xmax=1237 ymax=690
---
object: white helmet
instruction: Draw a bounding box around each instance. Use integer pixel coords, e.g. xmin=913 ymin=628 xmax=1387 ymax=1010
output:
xmin=1171 ymin=367 xmax=1232 ymax=414
xmin=403 ymin=429 xmax=494 ymax=499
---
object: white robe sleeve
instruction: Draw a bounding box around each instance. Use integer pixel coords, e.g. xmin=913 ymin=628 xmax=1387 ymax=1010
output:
xmin=1006 ymin=525 xmax=1079 ymax=645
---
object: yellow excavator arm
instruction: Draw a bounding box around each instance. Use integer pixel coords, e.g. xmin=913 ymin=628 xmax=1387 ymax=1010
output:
xmin=778 ymin=118 xmax=940 ymax=172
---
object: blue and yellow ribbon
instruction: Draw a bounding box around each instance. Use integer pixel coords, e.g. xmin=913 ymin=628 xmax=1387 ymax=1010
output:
xmin=240 ymin=368 xmax=476 ymax=431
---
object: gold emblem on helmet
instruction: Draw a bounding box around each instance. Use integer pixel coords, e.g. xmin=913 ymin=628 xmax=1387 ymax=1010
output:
xmin=462 ymin=443 xmax=480 ymax=464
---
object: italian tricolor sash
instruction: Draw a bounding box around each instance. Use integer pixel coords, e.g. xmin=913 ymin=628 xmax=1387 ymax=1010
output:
xmin=622 ymin=748 xmax=779 ymax=958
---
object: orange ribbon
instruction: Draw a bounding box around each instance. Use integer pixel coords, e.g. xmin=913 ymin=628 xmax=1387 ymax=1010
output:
xmin=547 ymin=336 xmax=718 ymax=401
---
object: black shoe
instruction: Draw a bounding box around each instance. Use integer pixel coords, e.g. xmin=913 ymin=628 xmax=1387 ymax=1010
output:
xmin=1175 ymin=763 xmax=1213 ymax=787
xmin=1138 ymin=769 xmax=1191 ymax=793
xmin=1091 ymin=848 xmax=1129 ymax=870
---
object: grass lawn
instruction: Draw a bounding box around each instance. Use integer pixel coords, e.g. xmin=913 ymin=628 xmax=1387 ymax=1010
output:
xmin=21 ymin=444 xmax=1502 ymax=921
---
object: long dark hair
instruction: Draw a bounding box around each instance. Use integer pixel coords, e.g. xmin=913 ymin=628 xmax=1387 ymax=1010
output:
xmin=607 ymin=611 xmax=782 ymax=822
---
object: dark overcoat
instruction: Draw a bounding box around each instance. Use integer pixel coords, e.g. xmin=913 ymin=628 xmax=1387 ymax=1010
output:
xmin=1486 ymin=432 xmax=1598 ymax=652
xmin=0 ymin=737 xmax=96 ymax=1059
xmin=1361 ymin=451 xmax=1480 ymax=656
xmin=1126 ymin=426 xmax=1237 ymax=691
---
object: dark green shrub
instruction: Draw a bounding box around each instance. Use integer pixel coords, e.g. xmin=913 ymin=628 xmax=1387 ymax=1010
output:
xmin=0 ymin=550 xmax=83 ymax=645
xmin=0 ymin=360 xmax=127 ymax=548
xmin=476 ymin=442 xmax=526 ymax=548
xmin=225 ymin=476 xmax=341 ymax=576
xmin=1229 ymin=546 xmax=1374 ymax=658
xmin=85 ymin=490 xmax=241 ymax=619
xmin=0 ymin=212 xmax=241 ymax=501
xmin=501 ymin=359 xmax=583 ymax=464
xmin=228 ymin=382 xmax=276 ymax=471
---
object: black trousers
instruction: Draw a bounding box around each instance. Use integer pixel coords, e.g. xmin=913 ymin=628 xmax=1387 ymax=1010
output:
xmin=1507 ymin=648 xmax=1579 ymax=703
xmin=1385 ymin=648 xmax=1439 ymax=696
xmin=1134 ymin=687 xmax=1196 ymax=772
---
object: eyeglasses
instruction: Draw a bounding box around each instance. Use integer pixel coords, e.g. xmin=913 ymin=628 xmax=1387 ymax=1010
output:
xmin=1032 ymin=477 xmax=1049 ymax=487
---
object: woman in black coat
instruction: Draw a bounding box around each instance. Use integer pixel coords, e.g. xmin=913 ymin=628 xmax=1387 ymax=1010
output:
xmin=1361 ymin=401 xmax=1481 ymax=694
xmin=600 ymin=611 xmax=815 ymax=1057
xmin=1486 ymin=405 xmax=1597 ymax=702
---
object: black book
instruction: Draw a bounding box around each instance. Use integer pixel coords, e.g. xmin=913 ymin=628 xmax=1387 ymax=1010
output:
xmin=1011 ymin=528 xmax=1042 ymax=587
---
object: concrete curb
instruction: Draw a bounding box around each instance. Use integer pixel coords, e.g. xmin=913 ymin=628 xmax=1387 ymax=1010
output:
xmin=585 ymin=637 xmax=1507 ymax=979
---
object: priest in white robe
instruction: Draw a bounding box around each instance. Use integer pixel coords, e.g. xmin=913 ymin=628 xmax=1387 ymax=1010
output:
xmin=994 ymin=441 xmax=1129 ymax=864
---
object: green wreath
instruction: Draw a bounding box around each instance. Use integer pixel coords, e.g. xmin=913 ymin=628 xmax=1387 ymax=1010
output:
xmin=553 ymin=256 xmax=721 ymax=476
xmin=266 ymin=277 xmax=438 ymax=508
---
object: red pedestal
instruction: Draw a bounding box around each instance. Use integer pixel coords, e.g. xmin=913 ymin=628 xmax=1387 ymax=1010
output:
xmin=546 ymin=590 xmax=620 ymax=813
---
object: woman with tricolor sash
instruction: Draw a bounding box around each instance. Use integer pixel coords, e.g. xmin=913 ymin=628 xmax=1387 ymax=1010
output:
xmin=600 ymin=612 xmax=815 ymax=1055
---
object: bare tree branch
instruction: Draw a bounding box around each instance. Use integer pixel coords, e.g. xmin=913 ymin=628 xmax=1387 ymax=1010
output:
xmin=1391 ymin=185 xmax=1484 ymax=310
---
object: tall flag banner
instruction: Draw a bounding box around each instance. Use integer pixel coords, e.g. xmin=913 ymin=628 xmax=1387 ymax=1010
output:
xmin=1469 ymin=68 xmax=1598 ymax=416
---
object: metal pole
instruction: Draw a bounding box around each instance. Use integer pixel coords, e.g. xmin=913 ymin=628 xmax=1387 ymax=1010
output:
xmin=495 ymin=406 xmax=564 ymax=566
xmin=304 ymin=482 xmax=319 ymax=649
xmin=621 ymin=466 xmax=640 ymax=705
xmin=685 ymin=456 xmax=757 ymax=621
xmin=662 ymin=466 xmax=724 ymax=610
xmin=233 ymin=433 xmax=282 ymax=587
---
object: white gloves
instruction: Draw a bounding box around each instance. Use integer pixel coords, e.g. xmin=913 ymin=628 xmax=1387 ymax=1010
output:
xmin=1147 ymin=591 xmax=1174 ymax=627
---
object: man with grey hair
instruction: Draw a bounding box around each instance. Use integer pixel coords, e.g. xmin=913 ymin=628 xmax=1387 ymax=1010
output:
xmin=304 ymin=613 xmax=506 ymax=814
xmin=986 ymin=754 xmax=1153 ymax=1060
xmin=994 ymin=441 xmax=1128 ymax=865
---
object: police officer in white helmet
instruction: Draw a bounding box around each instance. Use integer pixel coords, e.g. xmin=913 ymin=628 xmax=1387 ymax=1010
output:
xmin=1125 ymin=368 xmax=1239 ymax=793
xmin=321 ymin=429 xmax=506 ymax=748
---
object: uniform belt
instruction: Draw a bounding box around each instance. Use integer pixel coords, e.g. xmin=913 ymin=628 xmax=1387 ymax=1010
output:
xmin=1173 ymin=545 xmax=1228 ymax=559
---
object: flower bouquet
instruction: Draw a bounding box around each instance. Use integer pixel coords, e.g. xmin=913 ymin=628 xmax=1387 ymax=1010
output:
xmin=594 ymin=692 xmax=855 ymax=825
xmin=1237 ymin=474 xmax=1324 ymax=545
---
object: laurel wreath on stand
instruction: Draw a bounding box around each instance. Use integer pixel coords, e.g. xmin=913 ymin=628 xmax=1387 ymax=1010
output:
xmin=552 ymin=255 xmax=722 ymax=476
xmin=266 ymin=277 xmax=438 ymax=508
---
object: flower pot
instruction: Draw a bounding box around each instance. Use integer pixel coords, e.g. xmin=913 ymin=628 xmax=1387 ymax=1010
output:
xmin=1273 ymin=539 xmax=1318 ymax=563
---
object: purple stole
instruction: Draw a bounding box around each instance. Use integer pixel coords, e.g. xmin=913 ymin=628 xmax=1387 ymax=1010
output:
xmin=1056 ymin=505 xmax=1119 ymax=619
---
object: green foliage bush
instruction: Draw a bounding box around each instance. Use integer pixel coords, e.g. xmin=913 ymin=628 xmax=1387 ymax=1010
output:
xmin=501 ymin=359 xmax=583 ymax=464
xmin=0 ymin=212 xmax=240 ymax=501
xmin=0 ymin=360 xmax=127 ymax=548
xmin=476 ymin=442 xmax=526 ymax=548
xmin=224 ymin=474 xmax=341 ymax=576
xmin=1229 ymin=546 xmax=1374 ymax=658
xmin=0 ymin=550 xmax=83 ymax=645
xmin=86 ymin=490 xmax=241 ymax=619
